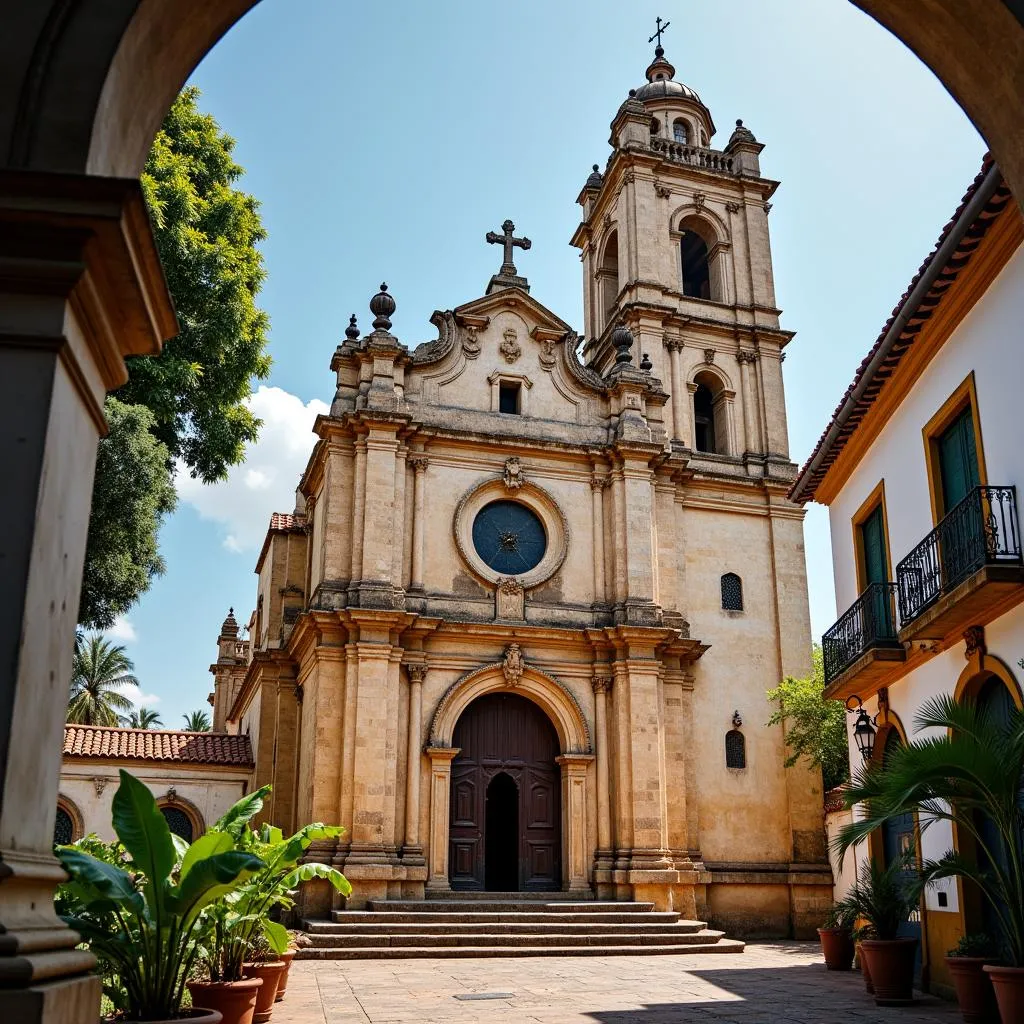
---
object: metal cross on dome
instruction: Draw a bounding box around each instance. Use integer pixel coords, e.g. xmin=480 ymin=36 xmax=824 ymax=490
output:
xmin=649 ymin=16 xmax=671 ymax=49
xmin=486 ymin=219 xmax=532 ymax=278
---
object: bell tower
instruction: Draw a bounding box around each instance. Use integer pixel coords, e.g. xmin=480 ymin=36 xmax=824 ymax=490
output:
xmin=571 ymin=28 xmax=792 ymax=468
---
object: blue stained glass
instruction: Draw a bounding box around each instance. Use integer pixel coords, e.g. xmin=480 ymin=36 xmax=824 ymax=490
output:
xmin=472 ymin=501 xmax=547 ymax=575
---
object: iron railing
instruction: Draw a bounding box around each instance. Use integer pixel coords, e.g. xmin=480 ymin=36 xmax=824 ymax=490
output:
xmin=896 ymin=485 xmax=1022 ymax=625
xmin=822 ymin=582 xmax=900 ymax=684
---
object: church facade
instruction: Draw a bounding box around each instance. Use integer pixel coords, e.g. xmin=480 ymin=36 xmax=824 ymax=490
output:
xmin=214 ymin=41 xmax=830 ymax=937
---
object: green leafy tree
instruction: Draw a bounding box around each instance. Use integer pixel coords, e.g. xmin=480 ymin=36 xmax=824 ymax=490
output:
xmin=766 ymin=645 xmax=850 ymax=792
xmin=68 ymin=635 xmax=139 ymax=726
xmin=79 ymin=86 xmax=270 ymax=627
xmin=79 ymin=400 xmax=177 ymax=630
xmin=124 ymin=707 xmax=163 ymax=729
xmin=183 ymin=710 xmax=212 ymax=732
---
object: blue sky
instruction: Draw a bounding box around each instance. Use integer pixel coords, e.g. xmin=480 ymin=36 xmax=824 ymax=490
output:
xmin=109 ymin=0 xmax=985 ymax=727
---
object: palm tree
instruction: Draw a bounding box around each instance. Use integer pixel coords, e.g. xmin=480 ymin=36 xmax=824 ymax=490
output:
xmin=836 ymin=694 xmax=1024 ymax=966
xmin=123 ymin=707 xmax=162 ymax=729
xmin=183 ymin=709 xmax=211 ymax=732
xmin=67 ymin=634 xmax=138 ymax=727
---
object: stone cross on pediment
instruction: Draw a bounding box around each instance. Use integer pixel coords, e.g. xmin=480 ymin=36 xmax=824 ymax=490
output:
xmin=485 ymin=219 xmax=532 ymax=294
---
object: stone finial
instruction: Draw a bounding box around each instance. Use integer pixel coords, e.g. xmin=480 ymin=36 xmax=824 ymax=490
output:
xmin=611 ymin=323 xmax=635 ymax=364
xmin=584 ymin=164 xmax=604 ymax=190
xmin=640 ymin=352 xmax=653 ymax=371
xmin=345 ymin=314 xmax=360 ymax=340
xmin=219 ymin=607 xmax=239 ymax=639
xmin=369 ymin=283 xmax=396 ymax=332
xmin=727 ymin=119 xmax=757 ymax=147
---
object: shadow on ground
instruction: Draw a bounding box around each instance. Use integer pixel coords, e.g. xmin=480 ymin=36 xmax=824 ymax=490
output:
xmin=583 ymin=962 xmax=958 ymax=1023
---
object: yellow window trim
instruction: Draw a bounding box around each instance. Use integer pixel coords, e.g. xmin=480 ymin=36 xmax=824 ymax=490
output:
xmin=851 ymin=479 xmax=894 ymax=593
xmin=921 ymin=370 xmax=988 ymax=527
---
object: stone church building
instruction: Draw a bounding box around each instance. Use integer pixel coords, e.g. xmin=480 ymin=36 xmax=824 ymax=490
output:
xmin=213 ymin=40 xmax=830 ymax=937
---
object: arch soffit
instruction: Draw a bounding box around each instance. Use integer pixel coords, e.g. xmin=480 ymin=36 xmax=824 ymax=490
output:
xmin=429 ymin=663 xmax=591 ymax=755
xmin=688 ymin=362 xmax=734 ymax=393
xmin=670 ymin=204 xmax=730 ymax=244
xmin=599 ymin=229 xmax=619 ymax=268
xmin=869 ymin=709 xmax=909 ymax=767
xmin=954 ymin=653 xmax=1024 ymax=709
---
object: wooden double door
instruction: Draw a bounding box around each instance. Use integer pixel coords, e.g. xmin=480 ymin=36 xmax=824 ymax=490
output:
xmin=449 ymin=693 xmax=561 ymax=891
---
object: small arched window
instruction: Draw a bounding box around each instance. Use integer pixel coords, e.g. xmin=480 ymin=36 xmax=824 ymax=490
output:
xmin=694 ymin=383 xmax=716 ymax=453
xmin=650 ymin=117 xmax=661 ymax=136
xmin=161 ymin=806 xmax=194 ymax=843
xmin=54 ymin=807 xmax=74 ymax=846
xmin=672 ymin=119 xmax=688 ymax=144
xmin=725 ymin=730 xmax=746 ymax=769
xmin=721 ymin=572 xmax=743 ymax=611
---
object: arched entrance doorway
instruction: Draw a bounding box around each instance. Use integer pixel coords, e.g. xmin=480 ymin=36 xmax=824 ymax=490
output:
xmin=879 ymin=727 xmax=922 ymax=977
xmin=449 ymin=693 xmax=561 ymax=891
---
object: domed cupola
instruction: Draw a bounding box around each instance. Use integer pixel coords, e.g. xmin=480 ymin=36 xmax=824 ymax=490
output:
xmin=628 ymin=20 xmax=716 ymax=147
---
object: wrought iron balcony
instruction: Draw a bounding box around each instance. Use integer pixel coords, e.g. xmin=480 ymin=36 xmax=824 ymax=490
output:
xmin=823 ymin=582 xmax=901 ymax=686
xmin=897 ymin=485 xmax=1023 ymax=628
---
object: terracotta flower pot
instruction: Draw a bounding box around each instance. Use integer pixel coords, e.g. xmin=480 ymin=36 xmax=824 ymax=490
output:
xmin=126 ymin=1010 xmax=223 ymax=1024
xmin=860 ymin=938 xmax=918 ymax=1005
xmin=818 ymin=927 xmax=855 ymax=971
xmin=945 ymin=956 xmax=999 ymax=1023
xmin=856 ymin=941 xmax=874 ymax=994
xmin=187 ymin=979 xmax=262 ymax=1024
xmin=275 ymin=949 xmax=297 ymax=1002
xmin=984 ymin=964 xmax=1024 ymax=1024
xmin=242 ymin=961 xmax=286 ymax=1023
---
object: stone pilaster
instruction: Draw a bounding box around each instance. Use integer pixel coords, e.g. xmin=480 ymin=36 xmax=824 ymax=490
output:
xmin=401 ymin=664 xmax=426 ymax=862
xmin=556 ymin=754 xmax=596 ymax=891
xmin=591 ymin=673 xmax=615 ymax=893
xmin=425 ymin=747 xmax=460 ymax=892
xmin=409 ymin=457 xmax=428 ymax=591
xmin=590 ymin=475 xmax=607 ymax=606
xmin=0 ymin=171 xmax=176 ymax=1023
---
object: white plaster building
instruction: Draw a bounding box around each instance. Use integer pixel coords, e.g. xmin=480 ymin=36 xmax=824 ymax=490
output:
xmin=791 ymin=156 xmax=1024 ymax=995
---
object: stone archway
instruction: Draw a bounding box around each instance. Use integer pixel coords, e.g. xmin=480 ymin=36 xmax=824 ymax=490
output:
xmin=425 ymin=663 xmax=593 ymax=896
xmin=2 ymin=3 xmax=1024 ymax=1020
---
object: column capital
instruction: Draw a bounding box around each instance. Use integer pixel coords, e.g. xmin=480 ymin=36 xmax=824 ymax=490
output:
xmin=425 ymin=745 xmax=461 ymax=763
xmin=556 ymin=753 xmax=596 ymax=773
xmin=409 ymin=456 xmax=429 ymax=473
xmin=590 ymin=475 xmax=609 ymax=492
xmin=406 ymin=663 xmax=427 ymax=684
xmin=592 ymin=674 xmax=613 ymax=694
xmin=736 ymin=349 xmax=759 ymax=364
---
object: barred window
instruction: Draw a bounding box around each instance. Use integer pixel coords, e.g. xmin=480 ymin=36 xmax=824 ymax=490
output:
xmin=721 ymin=572 xmax=743 ymax=611
xmin=725 ymin=729 xmax=746 ymax=769
xmin=54 ymin=807 xmax=74 ymax=846
xmin=161 ymin=806 xmax=194 ymax=843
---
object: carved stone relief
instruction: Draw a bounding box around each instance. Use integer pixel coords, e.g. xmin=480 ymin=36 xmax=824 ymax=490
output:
xmin=500 ymin=327 xmax=521 ymax=364
xmin=502 ymin=643 xmax=525 ymax=686
xmin=496 ymin=578 xmax=525 ymax=621
xmin=503 ymin=457 xmax=524 ymax=491
xmin=703 ymin=348 xmax=716 ymax=365
xmin=538 ymin=338 xmax=556 ymax=368
xmin=462 ymin=326 xmax=481 ymax=357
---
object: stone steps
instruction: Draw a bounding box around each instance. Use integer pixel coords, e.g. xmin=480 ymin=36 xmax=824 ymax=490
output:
xmin=297 ymin=894 xmax=745 ymax=960
xmin=307 ymin=920 xmax=705 ymax=937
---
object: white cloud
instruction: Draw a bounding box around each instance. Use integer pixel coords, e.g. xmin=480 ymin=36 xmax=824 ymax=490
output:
xmin=123 ymin=685 xmax=161 ymax=707
xmin=107 ymin=615 xmax=137 ymax=642
xmin=176 ymin=386 xmax=327 ymax=552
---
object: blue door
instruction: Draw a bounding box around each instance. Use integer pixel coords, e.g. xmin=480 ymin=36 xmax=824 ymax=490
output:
xmin=880 ymin=729 xmax=922 ymax=979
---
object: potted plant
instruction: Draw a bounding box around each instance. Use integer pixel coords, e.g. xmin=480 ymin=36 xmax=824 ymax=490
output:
xmin=854 ymin=926 xmax=876 ymax=993
xmin=55 ymin=770 xmax=263 ymax=1024
xmin=818 ymin=902 xmax=856 ymax=970
xmin=837 ymin=695 xmax=1024 ymax=1021
xmin=945 ymin=933 xmax=1000 ymax=1024
xmin=831 ymin=857 xmax=918 ymax=1005
xmin=274 ymin=932 xmax=308 ymax=1003
xmin=193 ymin=802 xmax=351 ymax=1024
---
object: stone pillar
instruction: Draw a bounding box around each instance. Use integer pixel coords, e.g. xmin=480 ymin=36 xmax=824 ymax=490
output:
xmin=737 ymin=350 xmax=760 ymax=455
xmin=590 ymin=475 xmax=607 ymax=605
xmin=667 ymin=340 xmax=687 ymax=444
xmin=591 ymin=674 xmax=614 ymax=887
xmin=402 ymin=664 xmax=426 ymax=861
xmin=349 ymin=438 xmax=368 ymax=583
xmin=359 ymin=427 xmax=400 ymax=605
xmin=409 ymin=457 xmax=428 ymax=591
xmin=425 ymin=747 xmax=460 ymax=891
xmin=0 ymin=173 xmax=176 ymax=1022
xmin=556 ymin=754 xmax=595 ymax=892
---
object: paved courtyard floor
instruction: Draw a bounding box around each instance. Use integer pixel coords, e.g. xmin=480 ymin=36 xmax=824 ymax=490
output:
xmin=277 ymin=942 xmax=963 ymax=1023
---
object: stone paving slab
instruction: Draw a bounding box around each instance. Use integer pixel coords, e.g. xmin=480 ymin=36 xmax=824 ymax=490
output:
xmin=274 ymin=941 xmax=963 ymax=1023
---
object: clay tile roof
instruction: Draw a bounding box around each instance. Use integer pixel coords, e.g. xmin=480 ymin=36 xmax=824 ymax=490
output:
xmin=269 ymin=512 xmax=306 ymax=531
xmin=790 ymin=155 xmax=1013 ymax=505
xmin=63 ymin=726 xmax=254 ymax=767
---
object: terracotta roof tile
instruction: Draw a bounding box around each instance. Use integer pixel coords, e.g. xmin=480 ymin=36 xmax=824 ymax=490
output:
xmin=63 ymin=726 xmax=253 ymax=766
xmin=790 ymin=155 xmax=1013 ymax=504
xmin=269 ymin=512 xmax=306 ymax=531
